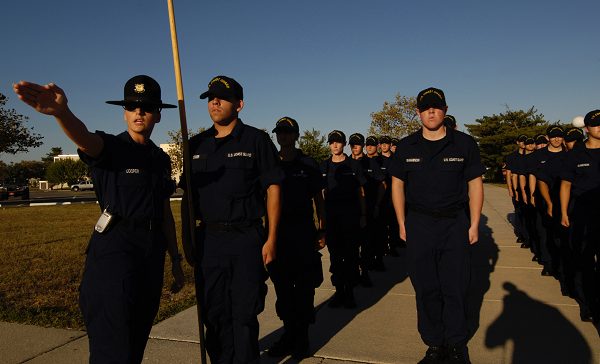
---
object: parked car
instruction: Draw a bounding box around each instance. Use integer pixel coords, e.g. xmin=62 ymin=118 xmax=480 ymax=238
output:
xmin=0 ymin=186 xmax=8 ymax=200
xmin=6 ymin=184 xmax=30 ymax=200
xmin=71 ymin=180 xmax=94 ymax=192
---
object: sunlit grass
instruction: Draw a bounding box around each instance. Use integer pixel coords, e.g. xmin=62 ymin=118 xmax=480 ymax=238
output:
xmin=0 ymin=201 xmax=196 ymax=329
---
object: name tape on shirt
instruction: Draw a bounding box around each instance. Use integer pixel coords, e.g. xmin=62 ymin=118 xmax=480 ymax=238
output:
xmin=126 ymin=168 xmax=140 ymax=174
xmin=227 ymin=152 xmax=253 ymax=158
xmin=577 ymin=163 xmax=590 ymax=168
xmin=406 ymin=158 xmax=421 ymax=163
xmin=443 ymin=157 xmax=465 ymax=162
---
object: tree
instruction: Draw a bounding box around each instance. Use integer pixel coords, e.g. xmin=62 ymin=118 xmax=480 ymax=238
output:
xmin=6 ymin=161 xmax=46 ymax=184
xmin=369 ymin=94 xmax=421 ymax=138
xmin=299 ymin=129 xmax=330 ymax=162
xmin=465 ymin=106 xmax=550 ymax=182
xmin=0 ymin=93 xmax=43 ymax=155
xmin=42 ymin=147 xmax=64 ymax=165
xmin=45 ymin=159 xmax=88 ymax=187
xmin=165 ymin=128 xmax=205 ymax=177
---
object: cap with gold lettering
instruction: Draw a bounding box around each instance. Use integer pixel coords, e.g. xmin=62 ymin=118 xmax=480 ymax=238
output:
xmin=443 ymin=115 xmax=457 ymax=129
xmin=564 ymin=127 xmax=584 ymax=142
xmin=199 ymin=75 xmax=243 ymax=101
xmin=327 ymin=130 xmax=346 ymax=144
xmin=417 ymin=87 xmax=446 ymax=111
xmin=106 ymin=75 xmax=176 ymax=108
xmin=546 ymin=125 xmax=564 ymax=138
xmin=535 ymin=134 xmax=548 ymax=145
xmin=349 ymin=133 xmax=365 ymax=146
xmin=584 ymin=109 xmax=600 ymax=127
xmin=272 ymin=116 xmax=299 ymax=133
xmin=366 ymin=136 xmax=378 ymax=146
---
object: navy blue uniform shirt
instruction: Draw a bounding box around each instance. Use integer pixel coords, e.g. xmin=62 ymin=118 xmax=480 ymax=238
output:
xmin=534 ymin=148 xmax=567 ymax=191
xmin=182 ymin=120 xmax=283 ymax=223
xmin=356 ymin=156 xmax=385 ymax=209
xmin=79 ymin=131 xmax=175 ymax=220
xmin=279 ymin=151 xmax=322 ymax=220
xmin=389 ymin=128 xmax=485 ymax=210
xmin=560 ymin=143 xmax=600 ymax=199
xmin=320 ymin=155 xmax=367 ymax=214
xmin=504 ymin=150 xmax=522 ymax=172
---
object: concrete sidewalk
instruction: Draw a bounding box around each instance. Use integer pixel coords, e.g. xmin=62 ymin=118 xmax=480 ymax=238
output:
xmin=2 ymin=184 xmax=599 ymax=363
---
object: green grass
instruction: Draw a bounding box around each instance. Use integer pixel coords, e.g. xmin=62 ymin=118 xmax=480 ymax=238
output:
xmin=0 ymin=201 xmax=196 ymax=329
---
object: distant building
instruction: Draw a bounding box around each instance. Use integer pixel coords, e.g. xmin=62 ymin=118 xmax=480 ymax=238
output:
xmin=160 ymin=143 xmax=181 ymax=183
xmin=53 ymin=154 xmax=80 ymax=162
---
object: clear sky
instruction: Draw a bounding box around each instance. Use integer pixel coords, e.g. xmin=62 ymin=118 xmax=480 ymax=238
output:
xmin=2 ymin=0 xmax=599 ymax=163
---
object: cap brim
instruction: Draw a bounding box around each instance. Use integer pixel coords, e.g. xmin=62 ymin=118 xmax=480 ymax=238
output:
xmin=105 ymin=100 xmax=177 ymax=108
xmin=200 ymin=91 xmax=239 ymax=102
xmin=272 ymin=126 xmax=297 ymax=133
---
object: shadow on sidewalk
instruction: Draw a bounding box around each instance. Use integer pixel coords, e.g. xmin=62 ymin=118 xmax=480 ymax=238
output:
xmin=259 ymin=249 xmax=409 ymax=363
xmin=467 ymin=214 xmax=499 ymax=341
xmin=485 ymin=282 xmax=592 ymax=364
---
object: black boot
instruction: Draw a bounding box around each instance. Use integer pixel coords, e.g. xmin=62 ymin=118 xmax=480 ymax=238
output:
xmin=328 ymin=286 xmax=345 ymax=308
xmin=343 ymin=285 xmax=357 ymax=309
xmin=447 ymin=345 xmax=471 ymax=364
xmin=417 ymin=346 xmax=446 ymax=364
xmin=359 ymin=270 xmax=373 ymax=287
xmin=268 ymin=321 xmax=295 ymax=357
xmin=292 ymin=323 xmax=310 ymax=360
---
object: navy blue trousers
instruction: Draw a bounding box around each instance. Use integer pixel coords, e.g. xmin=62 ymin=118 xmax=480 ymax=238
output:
xmin=80 ymin=226 xmax=166 ymax=364
xmin=405 ymin=210 xmax=471 ymax=347
xmin=194 ymin=224 xmax=268 ymax=364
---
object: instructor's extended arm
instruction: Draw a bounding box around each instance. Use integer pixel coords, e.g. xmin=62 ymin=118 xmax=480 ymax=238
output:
xmin=13 ymin=81 xmax=103 ymax=157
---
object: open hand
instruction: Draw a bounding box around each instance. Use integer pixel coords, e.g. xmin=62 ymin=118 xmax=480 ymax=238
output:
xmin=13 ymin=81 xmax=68 ymax=116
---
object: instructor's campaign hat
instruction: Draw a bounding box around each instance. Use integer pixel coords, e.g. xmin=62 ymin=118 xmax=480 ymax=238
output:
xmin=106 ymin=75 xmax=176 ymax=108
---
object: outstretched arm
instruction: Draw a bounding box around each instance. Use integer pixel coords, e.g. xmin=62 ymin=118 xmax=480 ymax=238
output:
xmin=13 ymin=81 xmax=103 ymax=157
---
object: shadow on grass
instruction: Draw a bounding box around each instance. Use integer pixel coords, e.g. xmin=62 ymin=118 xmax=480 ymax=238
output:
xmin=485 ymin=282 xmax=592 ymax=364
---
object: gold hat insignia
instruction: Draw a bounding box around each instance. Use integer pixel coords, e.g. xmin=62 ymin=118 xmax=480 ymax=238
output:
xmin=134 ymin=84 xmax=145 ymax=93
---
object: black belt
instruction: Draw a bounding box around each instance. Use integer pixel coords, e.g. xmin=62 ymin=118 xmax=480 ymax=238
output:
xmin=116 ymin=216 xmax=162 ymax=231
xmin=201 ymin=219 xmax=262 ymax=232
xmin=407 ymin=203 xmax=466 ymax=219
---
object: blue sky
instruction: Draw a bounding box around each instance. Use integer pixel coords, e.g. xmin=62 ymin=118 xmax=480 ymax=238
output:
xmin=2 ymin=0 xmax=599 ymax=163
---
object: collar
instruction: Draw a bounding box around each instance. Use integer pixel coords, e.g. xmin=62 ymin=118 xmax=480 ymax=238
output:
xmin=117 ymin=131 xmax=156 ymax=148
xmin=207 ymin=119 xmax=245 ymax=141
xmin=407 ymin=126 xmax=455 ymax=145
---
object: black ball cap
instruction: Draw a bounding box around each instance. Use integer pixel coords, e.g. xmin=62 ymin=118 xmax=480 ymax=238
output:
xmin=584 ymin=109 xmax=600 ymax=127
xmin=328 ymin=130 xmax=346 ymax=144
xmin=525 ymin=137 xmax=535 ymax=145
xmin=365 ymin=136 xmax=378 ymax=146
xmin=546 ymin=125 xmax=564 ymax=138
xmin=534 ymin=134 xmax=548 ymax=145
xmin=349 ymin=133 xmax=365 ymax=145
xmin=379 ymin=135 xmax=391 ymax=144
xmin=391 ymin=137 xmax=400 ymax=146
xmin=200 ymin=75 xmax=243 ymax=101
xmin=564 ymin=127 xmax=584 ymax=142
xmin=272 ymin=116 xmax=299 ymax=133
xmin=517 ymin=134 xmax=528 ymax=142
xmin=443 ymin=115 xmax=456 ymax=128
xmin=417 ymin=87 xmax=446 ymax=111
xmin=106 ymin=75 xmax=176 ymax=108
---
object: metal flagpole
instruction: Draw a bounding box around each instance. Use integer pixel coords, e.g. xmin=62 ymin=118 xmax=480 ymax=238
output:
xmin=166 ymin=1 xmax=207 ymax=363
